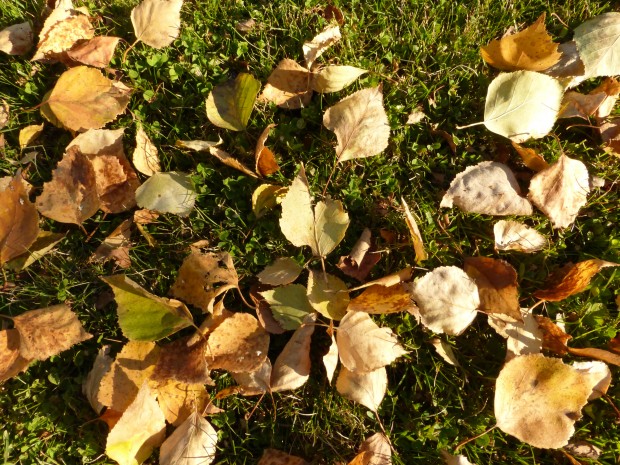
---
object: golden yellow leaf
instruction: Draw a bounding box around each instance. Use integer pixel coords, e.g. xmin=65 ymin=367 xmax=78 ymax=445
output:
xmin=18 ymin=123 xmax=44 ymax=149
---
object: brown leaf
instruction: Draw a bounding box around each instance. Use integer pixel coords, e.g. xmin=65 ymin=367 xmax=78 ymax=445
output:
xmin=591 ymin=77 xmax=620 ymax=120
xmin=91 ymin=219 xmax=132 ymax=269
xmin=337 ymin=228 xmax=381 ymax=282
xmin=33 ymin=4 xmax=94 ymax=62
xmin=464 ymin=257 xmax=521 ymax=321
xmin=534 ymin=259 xmax=619 ymax=301
xmin=255 ymin=123 xmax=279 ymax=176
xmin=558 ymin=91 xmax=607 ymax=120
xmin=65 ymin=36 xmax=120 ymax=68
xmin=12 ymin=304 xmax=92 ymax=361
xmin=534 ymin=315 xmax=571 ymax=355
xmin=480 ymin=14 xmax=561 ymax=71
xmin=511 ymin=142 xmax=549 ymax=172
xmin=567 ymin=347 xmax=620 ymax=367
xmin=258 ymin=449 xmax=309 ymax=465
xmin=260 ymin=59 xmax=313 ymax=109
xmin=151 ymin=336 xmax=212 ymax=385
xmin=0 ymin=22 xmax=33 ymax=56
xmin=348 ymin=284 xmax=415 ymax=315
xmin=600 ymin=118 xmax=620 ymax=156
xmin=0 ymin=329 xmax=31 ymax=383
xmin=0 ymin=173 xmax=39 ymax=265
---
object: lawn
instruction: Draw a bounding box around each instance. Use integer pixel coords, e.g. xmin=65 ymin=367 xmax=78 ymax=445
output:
xmin=1 ymin=0 xmax=620 ymax=464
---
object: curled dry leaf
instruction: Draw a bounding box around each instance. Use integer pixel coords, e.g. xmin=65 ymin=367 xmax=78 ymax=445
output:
xmin=252 ymin=184 xmax=286 ymax=218
xmin=0 ymin=22 xmax=33 ymax=55
xmin=91 ymin=219 xmax=132 ymax=269
xmin=591 ymin=77 xmax=620 ymax=120
xmin=66 ymin=36 xmax=121 ymax=68
xmin=409 ymin=266 xmax=479 ymax=335
xmin=18 ymin=123 xmax=44 ymax=149
xmin=534 ymin=315 xmax=571 ymax=355
xmin=257 ymin=257 xmax=302 ymax=286
xmin=337 ymin=227 xmax=381 ymax=282
xmin=349 ymin=267 xmax=414 ymax=292
xmin=303 ymin=25 xmax=341 ymax=69
xmin=348 ymin=283 xmax=415 ymax=315
xmin=573 ymin=12 xmax=620 ymax=79
xmin=493 ymin=220 xmax=547 ymax=253
xmin=206 ymin=73 xmax=261 ymax=131
xmin=568 ymin=347 xmax=620 ymax=368
xmin=336 ymin=366 xmax=387 ymax=412
xmin=488 ymin=308 xmax=542 ymax=360
xmin=511 ymin=142 xmax=549 ymax=172
xmin=83 ymin=345 xmax=113 ymax=414
xmin=572 ymin=361 xmax=612 ymax=400
xmin=133 ymin=125 xmax=161 ymax=176
xmin=307 ymin=269 xmax=349 ymax=320
xmin=131 ymin=0 xmax=183 ymax=49
xmin=12 ymin=304 xmax=92 ymax=361
xmin=430 ymin=338 xmax=461 ymax=367
xmin=483 ymin=71 xmax=564 ymax=143
xmin=534 ymin=259 xmax=619 ymax=301
xmin=255 ymin=124 xmax=279 ymax=176
xmin=135 ymin=171 xmax=197 ymax=216
xmin=323 ymin=86 xmax=390 ymax=162
xmin=178 ymin=139 xmax=258 ymax=178
xmin=480 ymin=13 xmax=561 ymax=71
xmin=440 ymin=161 xmax=533 ymax=216
xmin=260 ymin=59 xmax=313 ymax=109
xmin=159 ymin=411 xmax=217 ymax=465
xmin=258 ymin=449 xmax=309 ymax=465
xmin=259 ymin=284 xmax=314 ymax=330
xmin=33 ymin=3 xmax=93 ymax=62
xmin=311 ymin=66 xmax=368 ymax=93
xmin=323 ymin=332 xmax=338 ymax=383
xmin=495 ymin=353 xmax=605 ymax=449
xmin=0 ymin=329 xmax=31 ymax=383
xmin=401 ymin=197 xmax=426 ymax=263
xmin=4 ymin=230 xmax=65 ymax=272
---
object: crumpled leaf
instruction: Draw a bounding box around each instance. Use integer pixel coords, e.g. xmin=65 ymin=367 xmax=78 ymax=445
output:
xmin=528 ymin=154 xmax=590 ymax=229
xmin=311 ymin=65 xmax=367 ymax=93
xmin=159 ymin=411 xmax=217 ymax=465
xmin=131 ymin=0 xmax=183 ymax=49
xmin=91 ymin=219 xmax=132 ymax=269
xmin=483 ymin=71 xmax=564 ymax=143
xmin=573 ymin=12 xmax=620 ymax=79
xmin=336 ymin=366 xmax=387 ymax=412
xmin=40 ymin=66 xmax=130 ymax=132
xmin=135 ymin=172 xmax=196 ymax=216
xmin=255 ymin=124 xmax=279 ymax=176
xmin=348 ymin=283 xmax=415 ymax=315
xmin=133 ymin=125 xmax=161 ymax=176
xmin=83 ymin=345 xmax=113 ymax=414
xmin=206 ymin=73 xmax=261 ymax=131
xmin=431 ymin=338 xmax=461 ymax=367
xmin=534 ymin=259 xmax=619 ymax=302
xmin=257 ymin=257 xmax=302 ymax=286
xmin=0 ymin=22 xmax=33 ymax=55
xmin=260 ymin=59 xmax=313 ymax=109
xmin=4 ymin=230 xmax=66 ymax=272
xmin=480 ymin=13 xmax=561 ymax=71
xmin=279 ymin=165 xmax=349 ymax=257
xmin=66 ymin=36 xmax=120 ymax=68
xmin=409 ymin=266 xmax=479 ymax=335
xmin=337 ymin=311 xmax=407 ymax=372
xmin=494 ymin=353 xmax=605 ymax=449
xmin=259 ymin=284 xmax=314 ymax=330
xmin=0 ymin=173 xmax=39 ymax=265
xmin=493 ymin=220 xmax=547 ymax=253
xmin=105 ymin=382 xmax=166 ymax=465
xmin=440 ymin=161 xmax=533 ymax=216
xmin=101 ymin=274 xmax=193 ymax=341
xmin=271 ymin=313 xmax=316 ymax=391
xmin=303 ymin=25 xmax=341 ymax=69
xmin=323 ymin=86 xmax=390 ymax=162
xmin=307 ymin=269 xmax=349 ymax=320
xmin=258 ymin=449 xmax=309 ymax=465
xmin=0 ymin=329 xmax=31 ymax=383
xmin=401 ymin=197 xmax=427 ymax=263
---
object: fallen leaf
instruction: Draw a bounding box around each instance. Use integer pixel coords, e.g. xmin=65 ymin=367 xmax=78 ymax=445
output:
xmin=323 ymin=86 xmax=390 ymax=162
xmin=349 ymin=268 xmax=413 ymax=291
xmin=170 ymin=250 xmax=239 ymax=313
xmin=401 ymin=197 xmax=427 ymax=263
xmin=544 ymin=41 xmax=586 ymax=86
xmin=568 ymin=347 xmax=620 ymax=368
xmin=303 ymin=25 xmax=341 ymax=69
xmin=252 ymin=184 xmax=286 ymax=218
xmin=18 ymin=123 xmax=44 ymax=148
xmin=83 ymin=345 xmax=113 ymax=414
xmin=323 ymin=332 xmax=338 ymax=383
xmin=511 ymin=142 xmax=549 ymax=172
xmin=178 ymin=140 xmax=258 ymax=178
xmin=493 ymin=220 xmax=547 ymax=253
xmin=440 ymin=451 xmax=476 ymax=465
xmin=259 ymin=284 xmax=314 ymax=330
xmin=337 ymin=228 xmax=381 ymax=282
xmin=159 ymin=411 xmax=217 ymax=465
xmin=409 ymin=266 xmax=479 ymax=335
xmin=151 ymin=337 xmax=211 ymax=385
xmin=480 ymin=13 xmax=561 ymax=71
xmin=430 ymin=338 xmax=460 ymax=367
xmin=336 ymin=366 xmax=387 ymax=412
xmin=33 ymin=3 xmax=93 ymax=62
xmin=601 ymin=118 xmax=620 ymax=156
xmin=4 ymin=230 xmax=65 ymax=272
xmin=0 ymin=329 xmax=31 ymax=383
xmin=494 ymin=353 xmax=605 ymax=448
xmin=135 ymin=171 xmax=197 ymax=216
xmin=357 ymin=432 xmax=392 ymax=465
xmin=564 ymin=441 xmax=602 ymax=460
xmin=483 ymin=71 xmax=564 ymax=142
xmin=206 ymin=73 xmax=261 ymax=131
xmin=66 ymin=36 xmax=120 ymax=68
xmin=464 ymin=257 xmax=521 ymax=321
xmin=337 ymin=311 xmax=407 ymax=372
xmin=40 ymin=66 xmax=130 ymax=132
xmin=131 ymin=0 xmax=183 ymax=48
xmin=0 ymin=173 xmax=39 ymax=265
xmin=91 ymin=219 xmax=133 ymax=269
xmin=271 ymin=313 xmax=316 ymax=391
xmin=534 ymin=315 xmax=572 ymax=355
xmin=573 ymin=12 xmax=620 ymax=79
xmin=12 ymin=304 xmax=92 ymax=361
xmin=175 ymin=139 xmax=222 ymax=152
xmin=258 ymin=449 xmax=309 ymax=465
xmin=0 ymin=22 xmax=33 ymax=55
xmin=591 ymin=77 xmax=620 ymax=120
xmin=558 ymin=91 xmax=607 ymax=120
xmin=230 ymin=359 xmax=272 ymax=396
xmin=255 ymin=124 xmax=279 ymax=176
xmin=101 ymin=274 xmax=193 ymax=341
xmin=311 ymin=65 xmax=367 ymax=93
xmin=572 ymin=361 xmax=612 ymax=399
xmin=307 ymin=269 xmax=349 ymax=320
xmin=488 ymin=308 xmax=542 ymax=360
xmin=133 ymin=125 xmax=161 ymax=176
xmin=440 ymin=161 xmax=533 ymax=216
xmin=155 ymin=380 xmax=210 ymax=426
xmin=260 ymin=59 xmax=313 ymax=109
xmin=348 ymin=284 xmax=415 ymax=315
xmin=235 ymin=18 xmax=256 ymax=33
xmin=106 ymin=382 xmax=166 ymax=465
xmin=406 ymin=107 xmax=427 ymax=125
xmin=257 ymin=257 xmax=302 ymax=286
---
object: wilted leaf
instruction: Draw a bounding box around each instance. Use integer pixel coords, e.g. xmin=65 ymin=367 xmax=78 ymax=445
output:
xmin=92 ymin=219 xmax=132 ymax=269
xmin=440 ymin=161 xmax=533 ymax=216
xmin=323 ymin=86 xmax=390 ymax=162
xmin=159 ymin=412 xmax=217 ymax=465
xmin=206 ymin=73 xmax=261 ymax=131
xmin=337 ymin=311 xmax=407 ymax=372
xmin=495 ymin=353 xmax=604 ymax=448
xmin=66 ymin=36 xmax=120 ymax=68
xmin=483 ymin=71 xmax=564 ymax=142
xmin=430 ymin=338 xmax=461 ymax=367
xmin=348 ymin=284 xmax=415 ymax=315
xmin=534 ymin=259 xmax=619 ymax=301
xmin=0 ymin=173 xmax=39 ymax=265
xmin=0 ymin=329 xmax=31 ymax=383
xmin=33 ymin=3 xmax=93 ymax=62
xmin=135 ymin=172 xmax=196 ymax=216
xmin=101 ymin=274 xmax=193 ymax=341
xmin=307 ymin=270 xmax=349 ymax=320
xmin=511 ymin=142 xmax=549 ymax=172
xmin=255 ymin=124 xmax=279 ymax=176
xmin=409 ymin=266 xmax=479 ymax=335
xmin=178 ymin=139 xmax=258 ymax=178
xmin=493 ymin=220 xmax=547 ymax=253
xmin=261 ymin=59 xmax=313 ymax=109
xmin=252 ymin=184 xmax=286 ymax=218
xmin=528 ymin=154 xmax=590 ymax=229
xmin=271 ymin=313 xmax=316 ymax=391
xmin=4 ymin=230 xmax=65 ymax=272
xmin=480 ymin=14 xmax=561 ymax=71
xmin=311 ymin=65 xmax=367 ymax=93
xmin=258 ymin=257 xmax=302 ymax=286
xmin=535 ymin=315 xmax=571 ymax=355
xmin=151 ymin=337 xmax=211 ymax=385
xmin=170 ymin=250 xmax=239 ymax=313
xmin=336 ymin=366 xmax=387 ymax=412
xmin=258 ymin=449 xmax=309 ymax=465
xmin=303 ymin=25 xmax=341 ymax=69
xmin=83 ymin=345 xmax=113 ymax=414
xmin=337 ymin=228 xmax=381 ymax=282
xmin=573 ymin=12 xmax=620 ymax=79
xmin=0 ymin=22 xmax=33 ymax=55
xmin=131 ymin=0 xmax=183 ymax=48
xmin=18 ymin=123 xmax=44 ymax=148
xmin=156 ymin=380 xmax=210 ymax=426
xmin=41 ymin=66 xmax=130 ymax=132
xmin=133 ymin=125 xmax=161 ymax=176
xmin=106 ymin=382 xmax=166 ymax=465
xmin=401 ymin=197 xmax=427 ymax=263
xmin=259 ymin=284 xmax=314 ymax=330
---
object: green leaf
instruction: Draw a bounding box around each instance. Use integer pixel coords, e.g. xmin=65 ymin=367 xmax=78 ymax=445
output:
xmin=101 ymin=274 xmax=193 ymax=341
xmin=135 ymin=171 xmax=196 ymax=216
xmin=574 ymin=12 xmax=620 ymax=79
xmin=259 ymin=284 xmax=314 ymax=330
xmin=206 ymin=73 xmax=261 ymax=131
xmin=307 ymin=270 xmax=349 ymax=320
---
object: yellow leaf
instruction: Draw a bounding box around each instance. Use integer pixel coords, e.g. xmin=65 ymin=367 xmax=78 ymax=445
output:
xmin=131 ymin=0 xmax=183 ymax=49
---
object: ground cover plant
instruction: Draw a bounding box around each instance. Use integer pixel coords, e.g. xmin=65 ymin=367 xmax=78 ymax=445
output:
xmin=2 ymin=0 xmax=620 ymax=464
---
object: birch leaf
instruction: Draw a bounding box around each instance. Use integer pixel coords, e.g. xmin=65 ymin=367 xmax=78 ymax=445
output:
xmin=255 ymin=124 xmax=279 ymax=176
xmin=323 ymin=86 xmax=390 ymax=162
xmin=303 ymin=25 xmax=341 ymax=69
xmin=260 ymin=59 xmax=313 ymax=109
xmin=83 ymin=345 xmax=113 ymax=414
xmin=33 ymin=5 xmax=93 ymax=62
xmin=488 ymin=308 xmax=542 ymax=360
xmin=65 ymin=36 xmax=120 ymax=68
xmin=573 ymin=12 xmax=620 ymax=79
xmin=18 ymin=123 xmax=44 ymax=148
xmin=258 ymin=257 xmax=302 ymax=286
xmin=484 ymin=71 xmax=563 ymax=142
xmin=311 ymin=65 xmax=367 ymax=93
xmin=206 ymin=73 xmax=260 ymax=131
xmin=348 ymin=283 xmax=415 ymax=315
xmin=493 ymin=220 xmax=547 ymax=253
xmin=135 ymin=172 xmax=196 ymax=216
xmin=0 ymin=329 xmax=30 ymax=383
xmin=131 ymin=0 xmax=183 ymax=49
xmin=258 ymin=449 xmax=309 ymax=465
xmin=401 ymin=197 xmax=426 ymax=263
xmin=336 ymin=366 xmax=387 ymax=412
xmin=323 ymin=333 xmax=338 ymax=383
xmin=259 ymin=284 xmax=313 ymax=330
xmin=159 ymin=412 xmax=217 ymax=465
xmin=307 ymin=269 xmax=349 ymax=320
xmin=4 ymin=230 xmax=65 ymax=272
xmin=133 ymin=125 xmax=160 ymax=176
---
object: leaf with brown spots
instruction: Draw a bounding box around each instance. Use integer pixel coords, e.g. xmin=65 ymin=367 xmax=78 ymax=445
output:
xmin=151 ymin=336 xmax=212 ymax=385
xmin=348 ymin=283 xmax=415 ymax=315
xmin=155 ymin=379 xmax=210 ymax=426
xmin=534 ymin=315 xmax=571 ymax=355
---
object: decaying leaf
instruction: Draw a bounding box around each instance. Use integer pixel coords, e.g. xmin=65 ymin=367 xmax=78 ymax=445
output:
xmin=303 ymin=25 xmax=341 ymax=69
xmin=170 ymin=250 xmax=239 ymax=313
xmin=337 ymin=311 xmax=407 ymax=373
xmin=534 ymin=315 xmax=572 ymax=355
xmin=135 ymin=172 xmax=196 ymax=216
xmin=591 ymin=77 xmax=620 ymax=120
xmin=493 ymin=220 xmax=547 ymax=253
xmin=271 ymin=313 xmax=316 ymax=391
xmin=336 ymin=366 xmax=387 ymax=412
xmin=258 ymin=257 xmax=302 ymax=286
xmin=323 ymin=86 xmax=390 ymax=162
xmin=92 ymin=219 xmax=132 ymax=269
xmin=401 ymin=197 xmax=427 ymax=263
xmin=0 ymin=22 xmax=33 ymax=55
xmin=307 ymin=269 xmax=349 ymax=320
xmin=151 ymin=337 xmax=211 ymax=385
xmin=206 ymin=73 xmax=261 ymax=131
xmin=131 ymin=0 xmax=183 ymax=49
xmin=159 ymin=411 xmax=217 ymax=465
xmin=348 ymin=283 xmax=415 ymax=315
xmin=480 ymin=14 xmax=561 ymax=71
xmin=258 ymin=449 xmax=309 ymax=465
xmin=440 ymin=161 xmax=533 ymax=216
xmin=259 ymin=284 xmax=314 ymax=330
xmin=495 ymin=353 xmax=605 ymax=448
xmin=528 ymin=154 xmax=590 ymax=229
xmin=261 ymin=59 xmax=313 ymax=109
xmin=409 ymin=266 xmax=479 ymax=335
xmin=255 ymin=124 xmax=279 ymax=176
xmin=0 ymin=329 xmax=31 ymax=383
xmin=337 ymin=228 xmax=381 ymax=282
xmin=101 ymin=274 xmax=193 ymax=341
xmin=483 ymin=71 xmax=564 ymax=142
xmin=511 ymin=142 xmax=549 ymax=172
xmin=558 ymin=91 xmax=607 ymax=120
xmin=66 ymin=36 xmax=121 ymax=68
xmin=4 ymin=230 xmax=65 ymax=272
xmin=311 ymin=66 xmax=367 ymax=93
xmin=573 ymin=12 xmax=620 ymax=79
xmin=133 ymin=125 xmax=161 ymax=176
xmin=12 ymin=304 xmax=92 ymax=361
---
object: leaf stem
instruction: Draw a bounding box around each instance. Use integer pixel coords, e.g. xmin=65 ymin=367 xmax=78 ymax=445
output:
xmin=122 ymin=39 xmax=139 ymax=64
xmin=454 ymin=425 xmax=497 ymax=451
xmin=321 ymin=159 xmax=339 ymax=197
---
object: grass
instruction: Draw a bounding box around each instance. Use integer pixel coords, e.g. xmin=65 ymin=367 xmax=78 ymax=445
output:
xmin=1 ymin=0 xmax=620 ymax=463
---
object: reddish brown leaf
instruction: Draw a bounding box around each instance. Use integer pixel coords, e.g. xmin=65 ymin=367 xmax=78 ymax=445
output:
xmin=337 ymin=228 xmax=381 ymax=281
xmin=568 ymin=347 xmax=620 ymax=367
xmin=534 ymin=315 xmax=571 ymax=355
xmin=511 ymin=142 xmax=550 ymax=172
